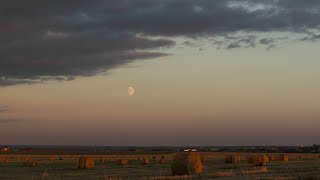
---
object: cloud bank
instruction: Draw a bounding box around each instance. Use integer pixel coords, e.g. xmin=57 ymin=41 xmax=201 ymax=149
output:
xmin=1 ymin=0 xmax=320 ymax=86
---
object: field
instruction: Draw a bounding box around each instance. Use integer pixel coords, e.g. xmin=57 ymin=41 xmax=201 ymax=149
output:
xmin=0 ymin=152 xmax=319 ymax=180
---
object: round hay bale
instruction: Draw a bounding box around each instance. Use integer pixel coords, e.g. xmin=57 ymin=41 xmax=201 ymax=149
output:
xmin=171 ymin=152 xmax=203 ymax=176
xmin=117 ymin=159 xmax=129 ymax=165
xmin=269 ymin=155 xmax=278 ymax=161
xmin=279 ymin=154 xmax=288 ymax=162
xmin=23 ymin=160 xmax=37 ymax=167
xmin=161 ymin=155 xmax=165 ymax=159
xmin=159 ymin=159 xmax=165 ymax=164
xmin=152 ymin=156 xmax=157 ymax=160
xmin=78 ymin=156 xmax=94 ymax=169
xmin=49 ymin=156 xmax=56 ymax=161
xmin=59 ymin=156 xmax=65 ymax=160
xmin=99 ymin=156 xmax=104 ymax=162
xmin=248 ymin=154 xmax=268 ymax=166
xmin=141 ymin=158 xmax=149 ymax=165
xmin=225 ymin=154 xmax=240 ymax=164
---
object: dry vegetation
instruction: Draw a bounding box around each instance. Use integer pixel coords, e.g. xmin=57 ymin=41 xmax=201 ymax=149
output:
xmin=0 ymin=152 xmax=319 ymax=179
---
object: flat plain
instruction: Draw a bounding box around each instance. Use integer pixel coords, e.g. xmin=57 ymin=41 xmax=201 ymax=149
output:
xmin=0 ymin=152 xmax=319 ymax=180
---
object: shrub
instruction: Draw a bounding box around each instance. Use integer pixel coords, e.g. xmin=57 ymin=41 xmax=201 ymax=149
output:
xmin=248 ymin=154 xmax=268 ymax=166
xmin=171 ymin=152 xmax=203 ymax=176
xmin=225 ymin=154 xmax=240 ymax=164
xmin=23 ymin=160 xmax=37 ymax=167
xmin=118 ymin=159 xmax=129 ymax=165
xmin=78 ymin=156 xmax=94 ymax=169
xmin=279 ymin=154 xmax=289 ymax=162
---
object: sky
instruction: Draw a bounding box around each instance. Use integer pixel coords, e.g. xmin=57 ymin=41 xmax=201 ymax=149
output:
xmin=1 ymin=0 xmax=320 ymax=146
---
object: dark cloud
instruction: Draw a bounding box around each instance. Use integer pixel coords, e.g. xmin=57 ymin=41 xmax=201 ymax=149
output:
xmin=1 ymin=0 xmax=320 ymax=86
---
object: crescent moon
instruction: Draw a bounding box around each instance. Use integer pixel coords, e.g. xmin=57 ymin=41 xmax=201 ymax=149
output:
xmin=128 ymin=87 xmax=135 ymax=96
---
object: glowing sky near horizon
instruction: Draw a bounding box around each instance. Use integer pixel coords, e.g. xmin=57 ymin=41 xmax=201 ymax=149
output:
xmin=1 ymin=1 xmax=320 ymax=146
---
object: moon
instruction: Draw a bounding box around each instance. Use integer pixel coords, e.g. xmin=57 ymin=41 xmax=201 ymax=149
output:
xmin=128 ymin=87 xmax=135 ymax=96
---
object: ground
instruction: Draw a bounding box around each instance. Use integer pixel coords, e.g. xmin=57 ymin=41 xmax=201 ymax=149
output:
xmin=0 ymin=152 xmax=319 ymax=180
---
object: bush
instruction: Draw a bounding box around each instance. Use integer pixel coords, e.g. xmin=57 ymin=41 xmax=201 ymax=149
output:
xmin=23 ymin=160 xmax=37 ymax=167
xmin=171 ymin=152 xmax=203 ymax=176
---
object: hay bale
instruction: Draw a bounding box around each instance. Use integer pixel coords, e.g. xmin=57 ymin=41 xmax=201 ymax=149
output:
xmin=161 ymin=155 xmax=165 ymax=159
xmin=99 ymin=156 xmax=104 ymax=162
xmin=159 ymin=159 xmax=165 ymax=164
xmin=78 ymin=156 xmax=94 ymax=169
xmin=248 ymin=154 xmax=268 ymax=166
xmin=23 ymin=160 xmax=37 ymax=167
xmin=225 ymin=154 xmax=240 ymax=164
xmin=117 ymin=159 xmax=129 ymax=165
xmin=59 ymin=156 xmax=65 ymax=160
xmin=171 ymin=152 xmax=203 ymax=176
xmin=152 ymin=156 xmax=157 ymax=160
xmin=49 ymin=156 xmax=56 ymax=161
xmin=141 ymin=158 xmax=149 ymax=165
xmin=269 ymin=155 xmax=278 ymax=161
xmin=279 ymin=154 xmax=288 ymax=162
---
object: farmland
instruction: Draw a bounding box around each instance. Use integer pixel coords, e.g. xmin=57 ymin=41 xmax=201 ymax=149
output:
xmin=0 ymin=152 xmax=319 ymax=179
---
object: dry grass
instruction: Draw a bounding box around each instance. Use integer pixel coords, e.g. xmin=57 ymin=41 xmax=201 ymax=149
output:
xmin=241 ymin=166 xmax=268 ymax=175
xmin=78 ymin=156 xmax=94 ymax=169
xmin=171 ymin=152 xmax=203 ymax=176
xmin=211 ymin=170 xmax=236 ymax=178
xmin=200 ymin=156 xmax=206 ymax=163
xmin=23 ymin=160 xmax=38 ymax=167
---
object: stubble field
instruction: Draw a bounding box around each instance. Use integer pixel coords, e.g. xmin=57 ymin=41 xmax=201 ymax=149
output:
xmin=0 ymin=152 xmax=319 ymax=180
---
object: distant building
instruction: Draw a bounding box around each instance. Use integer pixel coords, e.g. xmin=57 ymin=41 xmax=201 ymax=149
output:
xmin=183 ymin=148 xmax=197 ymax=152
xmin=1 ymin=146 xmax=10 ymax=152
